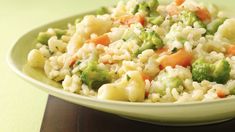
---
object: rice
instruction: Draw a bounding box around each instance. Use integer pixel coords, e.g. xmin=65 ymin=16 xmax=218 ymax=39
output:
xmin=27 ymin=0 xmax=235 ymax=103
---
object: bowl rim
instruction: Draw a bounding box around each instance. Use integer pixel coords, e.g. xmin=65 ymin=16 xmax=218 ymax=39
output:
xmin=6 ymin=12 xmax=235 ymax=108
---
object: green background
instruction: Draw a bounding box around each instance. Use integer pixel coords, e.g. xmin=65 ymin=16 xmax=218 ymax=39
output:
xmin=0 ymin=0 xmax=117 ymax=131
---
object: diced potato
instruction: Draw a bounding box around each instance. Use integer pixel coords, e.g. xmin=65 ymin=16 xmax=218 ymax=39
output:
xmin=27 ymin=49 xmax=45 ymax=68
xmin=98 ymin=71 xmax=145 ymax=102
xmin=216 ymin=18 xmax=235 ymax=43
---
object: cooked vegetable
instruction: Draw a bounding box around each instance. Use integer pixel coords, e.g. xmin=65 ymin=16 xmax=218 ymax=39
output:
xmin=192 ymin=58 xmax=231 ymax=84
xmin=135 ymin=31 xmax=163 ymax=55
xmin=88 ymin=34 xmax=110 ymax=45
xmin=148 ymin=15 xmax=164 ymax=25
xmin=212 ymin=59 xmax=231 ymax=84
xmin=227 ymin=45 xmax=235 ymax=56
xmin=207 ymin=18 xmax=227 ymax=34
xmin=121 ymin=29 xmax=139 ymax=42
xmin=155 ymin=47 xmax=168 ymax=55
xmin=37 ymin=32 xmax=52 ymax=45
xmin=216 ymin=89 xmax=226 ymax=98
xmin=196 ymin=8 xmax=211 ymax=21
xmin=179 ymin=10 xmax=198 ymax=26
xmin=159 ymin=49 xmax=193 ymax=69
xmin=194 ymin=21 xmax=206 ymax=28
xmin=118 ymin=14 xmax=145 ymax=26
xmin=134 ymin=0 xmax=159 ymax=15
xmin=54 ymin=29 xmax=67 ymax=39
xmin=96 ymin=7 xmax=109 ymax=15
xmin=81 ymin=61 xmax=111 ymax=90
xmin=192 ymin=59 xmax=213 ymax=82
xmin=216 ymin=18 xmax=235 ymax=43
xmin=175 ymin=0 xmax=185 ymax=6
xmin=141 ymin=73 xmax=153 ymax=81
xmin=164 ymin=77 xmax=183 ymax=89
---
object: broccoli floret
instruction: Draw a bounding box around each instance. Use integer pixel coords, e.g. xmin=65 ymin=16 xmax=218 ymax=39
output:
xmin=156 ymin=76 xmax=183 ymax=95
xmin=133 ymin=0 xmax=159 ymax=15
xmin=180 ymin=10 xmax=199 ymax=26
xmin=194 ymin=21 xmax=206 ymax=28
xmin=192 ymin=58 xmax=231 ymax=84
xmin=121 ymin=29 xmax=140 ymax=42
xmin=165 ymin=77 xmax=183 ymax=89
xmin=135 ymin=31 xmax=163 ymax=55
xmin=192 ymin=59 xmax=214 ymax=82
xmin=148 ymin=15 xmax=164 ymax=25
xmin=212 ymin=59 xmax=231 ymax=84
xmin=207 ymin=17 xmax=227 ymax=34
xmin=81 ymin=61 xmax=111 ymax=90
xmin=147 ymin=0 xmax=159 ymax=11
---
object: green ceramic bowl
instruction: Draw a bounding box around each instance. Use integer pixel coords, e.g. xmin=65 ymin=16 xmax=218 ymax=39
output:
xmin=7 ymin=0 xmax=235 ymax=126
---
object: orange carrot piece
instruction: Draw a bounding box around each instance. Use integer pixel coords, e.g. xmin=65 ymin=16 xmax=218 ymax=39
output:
xmin=159 ymin=49 xmax=193 ymax=69
xmin=142 ymin=73 xmax=153 ymax=81
xmin=175 ymin=0 xmax=185 ymax=6
xmin=167 ymin=4 xmax=179 ymax=16
xmin=216 ymin=89 xmax=226 ymax=98
xmin=226 ymin=45 xmax=235 ymax=56
xmin=196 ymin=8 xmax=211 ymax=21
xmin=69 ymin=56 xmax=78 ymax=67
xmin=118 ymin=14 xmax=145 ymax=26
xmin=156 ymin=47 xmax=168 ymax=56
xmin=88 ymin=34 xmax=110 ymax=46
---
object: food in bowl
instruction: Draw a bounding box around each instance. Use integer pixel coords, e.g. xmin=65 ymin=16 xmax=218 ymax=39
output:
xmin=27 ymin=0 xmax=235 ymax=103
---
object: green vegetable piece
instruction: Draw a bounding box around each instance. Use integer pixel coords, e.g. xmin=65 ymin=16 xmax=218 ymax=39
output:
xmin=180 ymin=10 xmax=198 ymax=26
xmin=212 ymin=59 xmax=231 ymax=84
xmin=194 ymin=21 xmax=206 ymax=28
xmin=207 ymin=17 xmax=227 ymax=34
xmin=165 ymin=77 xmax=183 ymax=89
xmin=230 ymin=87 xmax=235 ymax=95
xmin=76 ymin=61 xmax=81 ymax=65
xmin=96 ymin=7 xmax=109 ymax=15
xmin=177 ymin=36 xmax=187 ymax=44
xmin=54 ymin=29 xmax=67 ymax=39
xmin=136 ymin=0 xmax=159 ymax=15
xmin=132 ymin=4 xmax=139 ymax=14
xmin=135 ymin=41 xmax=156 ymax=55
xmin=37 ymin=32 xmax=52 ymax=45
xmin=81 ymin=61 xmax=111 ymax=90
xmin=122 ymin=29 xmax=139 ymax=42
xmin=139 ymin=2 xmax=150 ymax=14
xmin=135 ymin=31 xmax=163 ymax=55
xmin=126 ymin=74 xmax=131 ymax=81
xmin=148 ymin=16 xmax=164 ymax=25
xmin=156 ymin=77 xmax=183 ymax=95
xmin=192 ymin=58 xmax=231 ymax=84
xmin=147 ymin=0 xmax=159 ymax=11
xmin=171 ymin=47 xmax=178 ymax=53
xmin=74 ymin=18 xmax=82 ymax=25
xmin=192 ymin=59 xmax=213 ymax=82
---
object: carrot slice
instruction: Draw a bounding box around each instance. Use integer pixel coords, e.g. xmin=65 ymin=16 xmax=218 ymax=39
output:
xmin=156 ymin=47 xmax=168 ymax=56
xmin=216 ymin=89 xmax=226 ymax=98
xmin=226 ymin=45 xmax=235 ymax=56
xmin=118 ymin=14 xmax=145 ymax=26
xmin=196 ymin=8 xmax=211 ymax=21
xmin=167 ymin=4 xmax=179 ymax=16
xmin=88 ymin=34 xmax=110 ymax=46
xmin=159 ymin=49 xmax=193 ymax=69
xmin=142 ymin=73 xmax=153 ymax=81
xmin=175 ymin=0 xmax=185 ymax=6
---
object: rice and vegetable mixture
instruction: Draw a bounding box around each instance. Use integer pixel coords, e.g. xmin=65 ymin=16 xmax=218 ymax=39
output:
xmin=27 ymin=0 xmax=235 ymax=103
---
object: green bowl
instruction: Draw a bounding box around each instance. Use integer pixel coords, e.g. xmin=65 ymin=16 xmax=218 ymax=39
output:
xmin=7 ymin=0 xmax=235 ymax=126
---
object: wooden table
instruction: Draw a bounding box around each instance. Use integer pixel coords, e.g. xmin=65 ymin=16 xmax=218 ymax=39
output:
xmin=41 ymin=96 xmax=235 ymax=132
